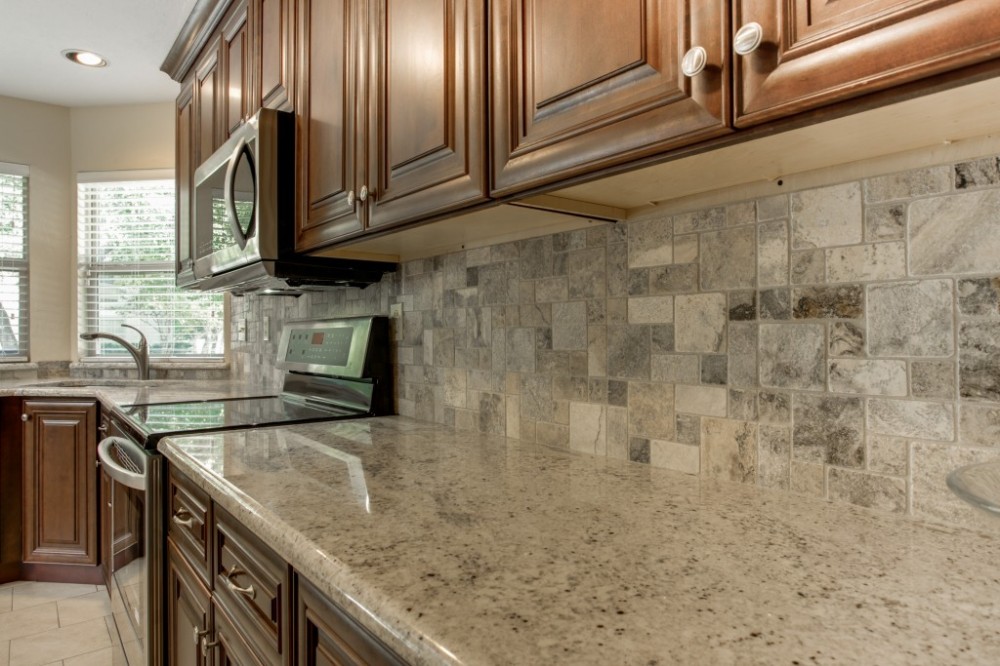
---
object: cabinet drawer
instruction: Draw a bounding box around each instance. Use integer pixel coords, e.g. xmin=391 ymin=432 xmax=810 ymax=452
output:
xmin=213 ymin=505 xmax=288 ymax=664
xmin=167 ymin=467 xmax=212 ymax=585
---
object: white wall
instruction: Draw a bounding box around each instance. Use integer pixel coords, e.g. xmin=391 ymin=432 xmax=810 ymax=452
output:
xmin=0 ymin=96 xmax=174 ymax=362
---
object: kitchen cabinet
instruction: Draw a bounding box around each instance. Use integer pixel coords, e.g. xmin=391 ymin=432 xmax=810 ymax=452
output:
xmin=176 ymin=78 xmax=197 ymax=286
xmin=733 ymin=0 xmax=1000 ymax=126
xmin=166 ymin=466 xmax=405 ymax=665
xmin=222 ymin=0 xmax=251 ymax=135
xmin=294 ymin=0 xmax=489 ymax=251
xmin=195 ymin=37 xmax=225 ymax=167
xmin=21 ymin=399 xmax=99 ymax=570
xmin=256 ymin=0 xmax=296 ymax=111
xmin=489 ymin=0 xmax=731 ymax=196
xmin=0 ymin=397 xmax=22 ymax=583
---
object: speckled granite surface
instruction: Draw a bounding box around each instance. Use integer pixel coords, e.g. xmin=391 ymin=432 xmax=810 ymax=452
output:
xmin=0 ymin=378 xmax=274 ymax=406
xmin=160 ymin=416 xmax=1000 ymax=666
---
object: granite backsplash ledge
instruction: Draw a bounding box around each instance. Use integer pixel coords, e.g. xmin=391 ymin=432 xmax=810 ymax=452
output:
xmin=229 ymin=152 xmax=1000 ymax=531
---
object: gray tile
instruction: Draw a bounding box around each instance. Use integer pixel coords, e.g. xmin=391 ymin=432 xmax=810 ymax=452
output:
xmin=520 ymin=375 xmax=553 ymax=422
xmin=864 ymin=166 xmax=951 ymax=202
xmin=675 ymin=293 xmax=727 ymax=353
xmin=552 ymin=301 xmax=588 ymax=350
xmin=628 ymin=382 xmax=675 ymax=440
xmin=518 ymin=236 xmax=554 ymax=280
xmin=868 ymin=398 xmax=954 ymax=441
xmin=960 ymin=320 xmax=1000 ymax=401
xmin=651 ymin=354 xmax=699 ymax=384
xmin=728 ymin=388 xmax=757 ymax=421
xmin=726 ymin=201 xmax=756 ymax=227
xmin=607 ymin=380 xmax=628 ymax=407
xmin=649 ymin=264 xmax=698 ymax=294
xmin=553 ymin=229 xmax=587 ymax=253
xmin=628 ymin=214 xmax=673 ymax=268
xmin=868 ymin=280 xmax=953 ymax=357
xmin=825 ymin=242 xmax=906 ymax=283
xmin=701 ymin=418 xmax=757 ymax=484
xmin=758 ymin=219 xmax=789 ymax=288
xmin=759 ymin=323 xmax=825 ymax=390
xmin=827 ymin=469 xmax=906 ymax=514
xmin=727 ymin=322 xmax=757 ymax=388
xmin=757 ymin=425 xmax=790 ymax=490
xmin=960 ymin=403 xmax=1000 ymax=448
xmin=728 ymin=291 xmax=756 ymax=321
xmin=758 ymin=390 xmax=791 ymax=425
xmin=627 ymin=268 xmax=649 ymax=296
xmin=868 ymin=434 xmax=909 ymax=477
xmin=954 ymin=155 xmax=1000 ymax=189
xmin=674 ymin=207 xmax=724 ymax=234
xmin=864 ymin=203 xmax=906 ymax=242
xmin=790 ymin=249 xmax=825 ymax=285
xmin=829 ymin=321 xmax=865 ymax=358
xmin=628 ymin=437 xmax=651 ymax=463
xmin=607 ymin=325 xmax=650 ymax=380
xmin=628 ymin=296 xmax=674 ymax=325
xmin=650 ymin=325 xmax=675 ymax=354
xmin=566 ymin=247 xmax=607 ymax=299
xmin=828 ymin=359 xmax=907 ymax=396
xmin=791 ymin=182 xmax=862 ymax=249
xmin=957 ymin=277 xmax=1000 ymax=317
xmin=911 ymin=360 xmax=956 ymax=399
xmin=759 ymin=288 xmax=791 ymax=320
xmin=674 ymin=413 xmax=700 ymax=445
xmin=505 ymin=328 xmax=535 ymax=373
xmin=912 ymin=442 xmax=999 ymax=530
xmin=479 ymin=393 xmax=506 ymax=435
xmin=756 ymin=195 xmax=788 ymax=222
xmin=479 ymin=261 xmax=519 ymax=305
xmin=700 ymin=226 xmax=756 ymax=290
xmin=701 ymin=355 xmax=727 ymax=385
xmin=793 ymin=394 xmax=865 ymax=467
xmin=535 ymin=277 xmax=569 ymax=303
xmin=607 ymin=242 xmax=628 ymax=298
xmin=673 ymin=234 xmax=698 ymax=264
xmin=910 ymin=189 xmax=1000 ymax=275
xmin=792 ymin=285 xmax=863 ymax=319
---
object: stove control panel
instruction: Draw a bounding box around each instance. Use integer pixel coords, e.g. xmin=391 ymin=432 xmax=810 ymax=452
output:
xmin=277 ymin=316 xmax=383 ymax=379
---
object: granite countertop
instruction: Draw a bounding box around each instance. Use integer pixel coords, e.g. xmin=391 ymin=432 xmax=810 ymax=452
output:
xmin=160 ymin=416 xmax=1000 ymax=666
xmin=0 ymin=378 xmax=273 ymax=406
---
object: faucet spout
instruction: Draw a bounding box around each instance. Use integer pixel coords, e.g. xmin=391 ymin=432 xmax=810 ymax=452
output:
xmin=80 ymin=324 xmax=150 ymax=380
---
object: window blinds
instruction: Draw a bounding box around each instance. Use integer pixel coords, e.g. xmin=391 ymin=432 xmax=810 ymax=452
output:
xmin=78 ymin=176 xmax=225 ymax=359
xmin=0 ymin=162 xmax=29 ymax=360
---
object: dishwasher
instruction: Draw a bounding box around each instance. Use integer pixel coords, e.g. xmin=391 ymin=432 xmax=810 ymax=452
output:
xmin=96 ymin=315 xmax=392 ymax=666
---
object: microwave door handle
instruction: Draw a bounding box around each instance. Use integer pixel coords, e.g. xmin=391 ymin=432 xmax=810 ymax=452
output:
xmin=224 ymin=137 xmax=251 ymax=251
xmin=97 ymin=437 xmax=147 ymax=491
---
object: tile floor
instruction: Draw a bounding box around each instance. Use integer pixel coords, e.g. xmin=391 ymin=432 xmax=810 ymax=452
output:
xmin=0 ymin=581 xmax=114 ymax=666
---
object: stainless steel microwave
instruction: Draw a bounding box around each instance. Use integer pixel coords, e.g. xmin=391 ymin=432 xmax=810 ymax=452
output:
xmin=190 ymin=109 xmax=394 ymax=293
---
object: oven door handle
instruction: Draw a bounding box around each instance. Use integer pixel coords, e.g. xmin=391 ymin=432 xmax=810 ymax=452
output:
xmin=97 ymin=436 xmax=147 ymax=491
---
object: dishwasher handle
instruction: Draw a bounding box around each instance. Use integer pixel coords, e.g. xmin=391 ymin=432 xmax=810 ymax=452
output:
xmin=98 ymin=436 xmax=147 ymax=491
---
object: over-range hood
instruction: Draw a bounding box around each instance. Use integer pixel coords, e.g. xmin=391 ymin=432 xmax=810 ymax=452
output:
xmin=186 ymin=108 xmax=396 ymax=294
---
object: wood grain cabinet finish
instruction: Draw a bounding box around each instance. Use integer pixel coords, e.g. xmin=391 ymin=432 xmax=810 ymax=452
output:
xmin=295 ymin=0 xmax=489 ymax=251
xmin=168 ymin=466 xmax=213 ymax=588
xmin=733 ymin=0 xmax=1000 ymax=126
xmin=21 ymin=400 xmax=98 ymax=566
xmin=176 ymin=78 xmax=197 ymax=285
xmin=222 ymin=0 xmax=251 ymax=136
xmin=490 ymin=0 xmax=731 ymax=196
xmin=0 ymin=397 xmax=23 ymax=583
xmin=195 ymin=37 xmax=224 ymax=166
xmin=167 ymin=539 xmax=212 ymax=666
xmin=257 ymin=0 xmax=296 ymax=111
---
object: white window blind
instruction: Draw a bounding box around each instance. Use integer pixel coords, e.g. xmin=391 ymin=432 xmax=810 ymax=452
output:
xmin=78 ymin=175 xmax=225 ymax=359
xmin=0 ymin=162 xmax=29 ymax=361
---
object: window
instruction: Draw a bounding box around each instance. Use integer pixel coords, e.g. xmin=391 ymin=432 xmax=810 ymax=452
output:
xmin=78 ymin=173 xmax=225 ymax=359
xmin=0 ymin=162 xmax=29 ymax=360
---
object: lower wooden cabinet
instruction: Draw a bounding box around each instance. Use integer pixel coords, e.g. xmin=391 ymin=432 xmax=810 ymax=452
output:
xmin=166 ymin=466 xmax=407 ymax=666
xmin=21 ymin=399 xmax=99 ymax=569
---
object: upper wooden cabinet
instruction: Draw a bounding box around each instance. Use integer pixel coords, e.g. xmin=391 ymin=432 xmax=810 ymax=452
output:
xmin=733 ymin=0 xmax=1000 ymax=126
xmin=490 ymin=0 xmax=731 ymax=196
xmin=294 ymin=0 xmax=489 ymax=251
xmin=222 ymin=0 xmax=250 ymax=135
xmin=176 ymin=79 xmax=197 ymax=286
xmin=257 ymin=0 xmax=296 ymax=111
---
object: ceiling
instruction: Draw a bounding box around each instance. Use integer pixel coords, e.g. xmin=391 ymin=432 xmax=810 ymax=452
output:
xmin=0 ymin=0 xmax=199 ymax=107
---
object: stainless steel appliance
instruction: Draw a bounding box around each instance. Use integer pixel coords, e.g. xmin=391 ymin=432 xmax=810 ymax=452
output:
xmin=188 ymin=108 xmax=395 ymax=293
xmin=97 ymin=315 xmax=392 ymax=665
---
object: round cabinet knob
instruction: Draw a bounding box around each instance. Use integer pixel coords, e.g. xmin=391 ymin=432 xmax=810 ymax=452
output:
xmin=681 ymin=46 xmax=708 ymax=77
xmin=21 ymin=413 xmax=28 ymax=422
xmin=346 ymin=190 xmax=356 ymax=207
xmin=734 ymin=22 xmax=764 ymax=55
xmin=359 ymin=185 xmax=370 ymax=202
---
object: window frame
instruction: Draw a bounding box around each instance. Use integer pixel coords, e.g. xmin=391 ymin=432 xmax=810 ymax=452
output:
xmin=0 ymin=161 xmax=30 ymax=362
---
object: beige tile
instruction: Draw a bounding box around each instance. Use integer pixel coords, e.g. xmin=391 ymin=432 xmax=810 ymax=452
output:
xmin=0 ymin=582 xmax=29 ymax=592
xmin=63 ymin=648 xmax=112 ymax=666
xmin=0 ymin=588 xmax=11 ymax=614
xmin=10 ymin=584 xmax=97 ymax=611
xmin=57 ymin=592 xmax=111 ymax=628
xmin=0 ymin=603 xmax=60 ymax=642
xmin=1 ymin=640 xmax=9 ymax=666
xmin=9 ymin=617 xmax=110 ymax=666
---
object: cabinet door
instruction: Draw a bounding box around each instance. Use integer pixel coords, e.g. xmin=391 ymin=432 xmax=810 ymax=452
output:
xmin=176 ymin=79 xmax=197 ymax=285
xmin=100 ymin=466 xmax=111 ymax=589
xmin=490 ymin=0 xmax=730 ymax=196
xmin=167 ymin=539 xmax=212 ymax=666
xmin=257 ymin=0 xmax=296 ymax=111
xmin=213 ymin=597 xmax=268 ymax=666
xmin=296 ymin=575 xmax=406 ymax=666
xmin=734 ymin=0 xmax=1000 ymax=126
xmin=365 ymin=0 xmax=489 ymax=230
xmin=222 ymin=0 xmax=251 ymax=136
xmin=0 ymin=397 xmax=22 ymax=583
xmin=22 ymin=400 xmax=98 ymax=565
xmin=294 ymin=0 xmax=366 ymax=250
xmin=195 ymin=37 xmax=224 ymax=166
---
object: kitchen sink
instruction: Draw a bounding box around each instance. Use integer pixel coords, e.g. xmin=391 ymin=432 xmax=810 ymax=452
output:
xmin=23 ymin=379 xmax=164 ymax=388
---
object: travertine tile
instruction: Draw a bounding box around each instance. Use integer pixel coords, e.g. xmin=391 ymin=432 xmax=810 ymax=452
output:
xmin=791 ymin=249 xmax=825 ymax=284
xmin=673 ymin=234 xmax=698 ymax=264
xmin=569 ymin=403 xmax=607 ymax=455
xmin=607 ymin=326 xmax=650 ymax=380
xmin=9 ymin=616 xmax=109 ymax=666
xmin=506 ymin=395 xmax=520 ymax=438
xmin=566 ymin=248 xmax=607 ymax=300
xmin=700 ymin=226 xmax=756 ymax=290
xmin=793 ymin=394 xmax=865 ymax=467
xmin=552 ymin=302 xmax=587 ymax=350
xmin=628 ymin=382 xmax=675 ymax=440
xmin=726 ymin=201 xmax=756 ymax=227
xmin=674 ymin=293 xmax=726 ymax=353
xmin=826 ymin=242 xmax=906 ymax=283
xmin=759 ymin=323 xmax=825 ymax=390
xmin=829 ymin=321 xmax=865 ymax=358
xmin=728 ymin=389 xmax=757 ymax=421
xmin=727 ymin=323 xmax=757 ymax=388
xmin=520 ymin=375 xmax=553 ymax=422
xmin=478 ymin=393 xmax=505 ymax=435
xmin=649 ymin=325 xmax=675 ymax=354
xmin=864 ymin=166 xmax=951 ymax=202
xmin=757 ymin=220 xmax=789 ymax=287
xmin=728 ymin=291 xmax=756 ymax=321
xmin=674 ymin=414 xmax=700 ymax=445
xmin=441 ymin=368 xmax=467 ymax=408
xmin=911 ymin=441 xmax=999 ymax=530
xmin=910 ymin=189 xmax=1000 ymax=275
xmin=55 ymin=592 xmax=111 ymax=628
xmin=701 ymin=418 xmax=756 ymax=484
xmin=63 ymin=648 xmax=113 ymax=666
xmin=553 ymin=229 xmax=587 ymax=253
xmin=675 ymin=384 xmax=727 ymax=417
xmin=628 ymin=214 xmax=673 ymax=268
xmin=518 ymin=236 xmax=554 ymax=280
xmin=628 ymin=268 xmax=648 ymax=296
xmin=790 ymin=461 xmax=826 ymax=498
xmin=505 ymin=328 xmax=535 ymax=373
xmin=535 ymin=276 xmax=569 ymax=303
xmin=606 ymin=242 xmax=628 ymax=297
xmin=650 ymin=440 xmax=700 ymax=475
xmin=868 ymin=434 xmax=909 ymax=477
xmin=954 ymin=155 xmax=1000 ymax=189
xmin=10 ymin=584 xmax=97 ymax=612
xmin=651 ymin=354 xmax=699 ymax=384
xmin=959 ymin=321 xmax=1000 ymax=401
xmin=0 ymin=587 xmax=10 ymax=613
xmin=758 ymin=426 xmax=790 ymax=490
xmin=910 ymin=360 xmax=956 ymax=399
xmin=628 ymin=437 xmax=650 ymax=463
xmin=587 ymin=325 xmax=607 ymax=377
xmin=648 ymin=264 xmax=698 ymax=294
xmin=792 ymin=285 xmax=863 ymax=319
xmin=756 ymin=194 xmax=788 ymax=221
xmin=535 ymin=422 xmax=569 ymax=449
xmin=607 ymin=380 xmax=628 ymax=407
xmin=758 ymin=391 xmax=791 ymax=425
xmin=0 ymin=603 xmax=59 ymax=642
xmin=957 ymin=277 xmax=1000 ymax=317
xmin=674 ymin=207 xmax=724 ymax=234
xmin=627 ymin=296 xmax=674 ymax=324
xmin=606 ymin=406 xmax=628 ymax=460
xmin=827 ymin=469 xmax=907 ymax=514
xmin=864 ymin=203 xmax=906 ymax=241
xmin=868 ymin=398 xmax=955 ymax=441
xmin=868 ymin=280 xmax=954 ymax=357
xmin=791 ymin=182 xmax=863 ymax=249
xmin=700 ymin=355 xmax=727 ymax=385
xmin=828 ymin=359 xmax=907 ymax=396
xmin=959 ymin=403 xmax=1000 ymax=448
xmin=759 ymin=288 xmax=791 ymax=320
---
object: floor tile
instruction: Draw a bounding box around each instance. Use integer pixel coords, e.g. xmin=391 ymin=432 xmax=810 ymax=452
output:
xmin=0 ymin=603 xmax=60 ymax=642
xmin=56 ymin=592 xmax=111 ymax=628
xmin=0 ymin=588 xmax=11 ymax=613
xmin=10 ymin=584 xmax=97 ymax=611
xmin=8 ymin=617 xmax=110 ymax=666
xmin=63 ymin=648 xmax=112 ymax=666
xmin=0 ymin=582 xmax=29 ymax=591
xmin=1 ymin=639 xmax=9 ymax=666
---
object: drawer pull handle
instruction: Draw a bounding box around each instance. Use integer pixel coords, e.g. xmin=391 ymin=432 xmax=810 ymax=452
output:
xmin=200 ymin=635 xmax=219 ymax=656
xmin=192 ymin=627 xmax=209 ymax=646
xmin=226 ymin=565 xmax=256 ymax=599
xmin=172 ymin=510 xmax=194 ymax=529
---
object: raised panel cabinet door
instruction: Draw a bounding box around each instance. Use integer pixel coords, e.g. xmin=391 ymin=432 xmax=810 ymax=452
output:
xmin=294 ymin=0 xmax=366 ymax=251
xmin=21 ymin=400 xmax=98 ymax=565
xmin=167 ymin=539 xmax=211 ymax=666
xmin=365 ymin=0 xmax=489 ymax=230
xmin=257 ymin=0 xmax=296 ymax=111
xmin=195 ymin=37 xmax=224 ymax=165
xmin=491 ymin=0 xmax=730 ymax=196
xmin=734 ymin=0 xmax=1000 ymax=126
xmin=223 ymin=0 xmax=250 ymax=136
xmin=212 ymin=597 xmax=268 ymax=666
xmin=176 ymin=78 xmax=197 ymax=283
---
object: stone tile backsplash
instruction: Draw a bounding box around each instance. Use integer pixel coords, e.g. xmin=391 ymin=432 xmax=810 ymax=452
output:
xmin=230 ymin=152 xmax=1000 ymax=531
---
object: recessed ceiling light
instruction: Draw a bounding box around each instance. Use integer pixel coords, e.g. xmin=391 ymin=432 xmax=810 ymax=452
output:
xmin=62 ymin=49 xmax=108 ymax=68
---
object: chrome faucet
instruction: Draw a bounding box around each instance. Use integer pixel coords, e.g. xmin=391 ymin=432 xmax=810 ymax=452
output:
xmin=80 ymin=324 xmax=151 ymax=380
